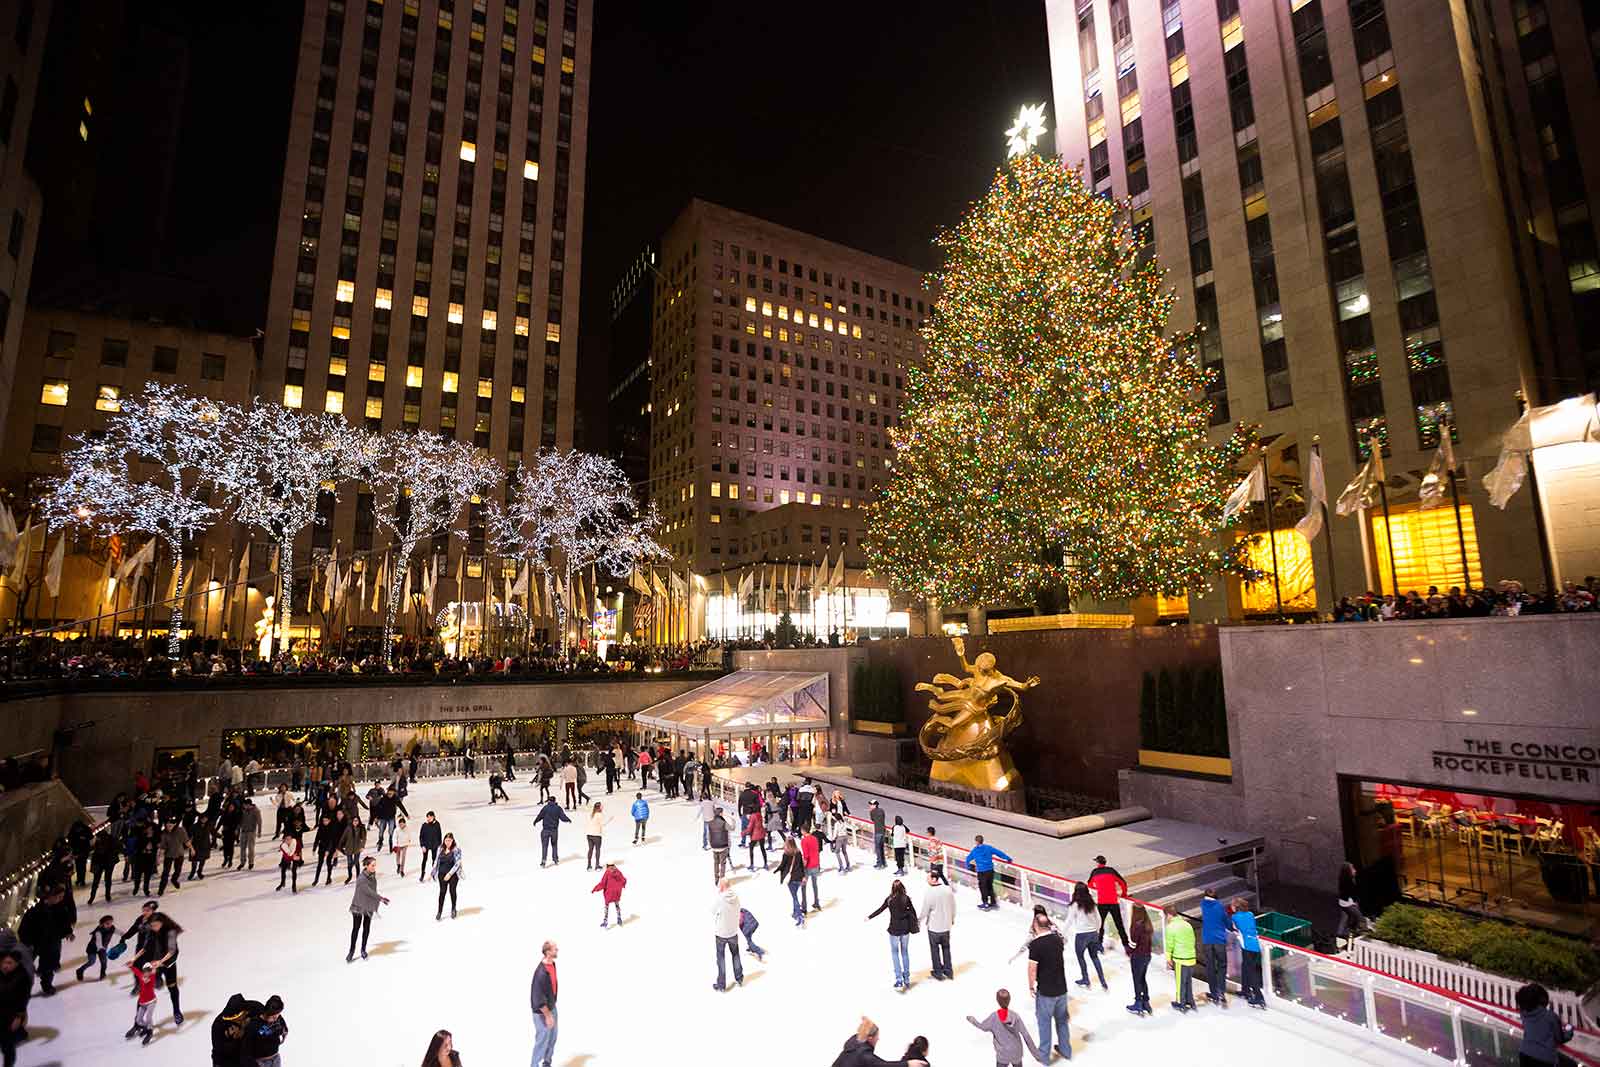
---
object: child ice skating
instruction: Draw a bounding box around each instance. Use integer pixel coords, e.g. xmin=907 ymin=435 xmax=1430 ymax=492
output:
xmin=126 ymin=962 xmax=159 ymax=1045
xmin=967 ymin=988 xmax=1043 ymax=1067
xmin=593 ymin=861 xmax=626 ymax=927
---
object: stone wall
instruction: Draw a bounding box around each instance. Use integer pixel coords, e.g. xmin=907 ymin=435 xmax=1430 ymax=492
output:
xmin=0 ymin=782 xmax=91 ymax=878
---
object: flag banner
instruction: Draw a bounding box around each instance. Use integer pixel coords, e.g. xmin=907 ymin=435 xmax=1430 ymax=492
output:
xmin=1222 ymin=465 xmax=1266 ymax=521
xmin=1335 ymin=449 xmax=1385 ymax=516
xmin=1295 ymin=449 xmax=1327 ymax=542
xmin=371 ymin=555 xmax=386 ymax=612
xmin=43 ymin=535 xmax=65 ymax=598
xmin=830 ymin=552 xmax=845 ymax=590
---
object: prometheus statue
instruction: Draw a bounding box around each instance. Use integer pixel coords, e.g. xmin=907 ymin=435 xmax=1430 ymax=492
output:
xmin=915 ymin=637 xmax=1039 ymax=793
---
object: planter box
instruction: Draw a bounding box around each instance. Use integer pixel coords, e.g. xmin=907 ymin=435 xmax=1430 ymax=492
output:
xmin=1351 ymin=938 xmax=1595 ymax=1030
xmin=1138 ymin=748 xmax=1233 ymax=779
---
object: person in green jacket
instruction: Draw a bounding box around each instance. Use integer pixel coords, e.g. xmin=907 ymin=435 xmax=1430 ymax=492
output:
xmin=1164 ymin=906 xmax=1197 ymax=1012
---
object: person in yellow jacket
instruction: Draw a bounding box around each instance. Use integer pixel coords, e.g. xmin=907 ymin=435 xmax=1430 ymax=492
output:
xmin=1164 ymin=906 xmax=1198 ymax=1012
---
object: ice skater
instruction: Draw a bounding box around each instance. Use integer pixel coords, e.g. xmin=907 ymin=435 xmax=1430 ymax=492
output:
xmin=1086 ymin=854 xmax=1131 ymax=951
xmin=530 ymin=941 xmax=559 ymax=1067
xmin=738 ymin=905 xmax=766 ymax=960
xmin=777 ymin=838 xmax=808 ymax=926
xmin=967 ymin=988 xmax=1043 ymax=1067
xmin=1068 ymin=883 xmax=1108 ymax=990
xmin=275 ymin=831 xmax=302 ymax=893
xmin=125 ymin=962 xmax=159 ymax=1045
xmin=348 ymin=856 xmax=389 ymax=961
xmin=707 ymin=805 xmax=734 ymax=882
xmin=891 ymin=815 xmax=909 ymax=875
xmin=75 ymin=915 xmax=117 ymax=982
xmin=745 ymin=805 xmax=768 ymax=871
xmin=630 ymin=793 xmax=650 ymax=845
xmin=866 ymin=878 xmax=917 ymax=991
xmin=711 ymin=878 xmax=744 ymax=991
xmin=925 ymin=828 xmax=948 ymax=886
xmin=434 ymin=833 xmax=462 ymax=920
xmin=419 ymin=811 xmax=442 ymax=882
xmin=131 ymin=912 xmax=183 ymax=1026
xmin=17 ymin=887 xmax=73 ymax=997
xmin=1126 ymin=904 xmax=1154 ymax=1016
xmin=245 ymin=994 xmax=288 ymax=1066
xmin=585 ymin=802 xmax=609 ymax=870
xmin=392 ymin=816 xmax=412 ymax=876
xmin=1165 ymin=904 xmax=1197 ymax=1012
xmin=535 ymin=795 xmax=571 ymax=867
xmin=965 ymin=834 xmax=1011 ymax=911
xmin=593 ymin=861 xmax=626 ymax=928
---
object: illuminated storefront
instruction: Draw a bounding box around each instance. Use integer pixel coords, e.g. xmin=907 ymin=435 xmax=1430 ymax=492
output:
xmin=1238 ymin=529 xmax=1317 ymax=614
xmin=1369 ymin=503 xmax=1482 ymax=595
xmin=704 ymin=587 xmax=909 ymax=641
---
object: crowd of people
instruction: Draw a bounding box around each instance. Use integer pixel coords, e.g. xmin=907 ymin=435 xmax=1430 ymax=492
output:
xmin=1332 ymin=577 xmax=1599 ymax=622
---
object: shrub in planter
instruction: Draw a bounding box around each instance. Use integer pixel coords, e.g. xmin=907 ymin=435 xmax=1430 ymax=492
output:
xmin=1371 ymin=903 xmax=1600 ymax=992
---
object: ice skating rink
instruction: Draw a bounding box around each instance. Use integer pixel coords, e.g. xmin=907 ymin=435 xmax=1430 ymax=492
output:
xmin=21 ymin=775 xmax=1418 ymax=1066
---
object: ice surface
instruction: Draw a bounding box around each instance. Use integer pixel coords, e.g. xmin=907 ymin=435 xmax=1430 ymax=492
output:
xmin=21 ymin=775 xmax=1416 ymax=1066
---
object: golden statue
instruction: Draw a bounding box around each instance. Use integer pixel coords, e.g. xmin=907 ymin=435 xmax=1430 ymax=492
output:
xmin=915 ymin=637 xmax=1039 ymax=793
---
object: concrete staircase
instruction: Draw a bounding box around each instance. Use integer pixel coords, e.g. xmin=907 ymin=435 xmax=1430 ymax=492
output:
xmin=1132 ymin=861 xmax=1256 ymax=917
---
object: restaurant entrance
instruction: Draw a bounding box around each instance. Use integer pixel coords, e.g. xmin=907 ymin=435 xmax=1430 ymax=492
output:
xmin=1340 ymin=776 xmax=1598 ymax=938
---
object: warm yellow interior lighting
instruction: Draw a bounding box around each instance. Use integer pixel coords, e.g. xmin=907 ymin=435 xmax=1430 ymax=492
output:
xmin=1370 ymin=503 xmax=1483 ymax=595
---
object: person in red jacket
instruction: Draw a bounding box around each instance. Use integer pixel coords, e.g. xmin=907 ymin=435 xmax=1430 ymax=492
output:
xmin=1086 ymin=855 xmax=1132 ymax=951
xmin=799 ymin=827 xmax=823 ymax=913
xmin=593 ymin=862 xmax=626 ymax=928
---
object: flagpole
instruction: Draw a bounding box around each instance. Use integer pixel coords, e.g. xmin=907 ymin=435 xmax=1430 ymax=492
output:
xmin=1515 ymin=391 xmax=1558 ymax=593
xmin=1371 ymin=438 xmax=1401 ymax=597
xmin=1441 ymin=422 xmax=1472 ymax=588
xmin=1260 ymin=452 xmax=1284 ymax=620
xmin=1311 ymin=437 xmax=1337 ymax=605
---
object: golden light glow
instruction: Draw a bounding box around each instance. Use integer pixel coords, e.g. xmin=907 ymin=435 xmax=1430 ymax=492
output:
xmin=283 ymin=384 xmax=303 ymax=408
xmin=406 ymin=366 xmax=423 ymax=388
xmin=545 ymin=323 xmax=561 ymax=343
xmin=482 ymin=310 xmax=497 ymax=330
xmin=375 ymin=288 xmax=393 ymax=310
xmin=477 ymin=378 xmax=493 ymax=398
xmin=412 ymin=295 xmax=429 ymax=317
xmin=365 ymin=397 xmax=383 ymax=418
xmin=336 ymin=279 xmax=355 ymax=302
xmin=524 ymin=160 xmax=539 ymax=180
xmin=368 ymin=362 xmax=386 ymax=382
xmin=324 ymin=392 xmax=344 ymax=414
xmin=442 ymin=372 xmax=459 ymax=393
xmin=515 ymin=316 xmax=529 ymax=336
xmin=1239 ymin=530 xmax=1316 ymax=613
xmin=510 ymin=385 xmax=525 ymax=403
xmin=1370 ymin=503 xmax=1483 ymax=595
xmin=95 ymin=384 xmax=121 ymax=412
xmin=448 ymin=303 xmax=464 ymax=324
xmin=460 ymin=140 xmax=477 ymax=162
xmin=40 ymin=379 xmax=69 ymax=406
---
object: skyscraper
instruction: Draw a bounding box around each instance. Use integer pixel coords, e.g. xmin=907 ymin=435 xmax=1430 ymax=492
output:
xmin=0 ymin=0 xmax=50 ymax=447
xmin=1044 ymin=0 xmax=1600 ymax=616
xmin=261 ymin=0 xmax=591 ymax=584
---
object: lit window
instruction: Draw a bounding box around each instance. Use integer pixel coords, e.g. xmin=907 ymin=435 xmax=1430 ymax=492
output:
xmin=545 ymin=322 xmax=561 ymax=343
xmin=332 ymin=324 xmax=350 ymax=339
xmin=413 ymin=295 xmax=429 ymax=317
xmin=811 ymin=492 xmax=822 ymax=505
xmin=477 ymin=378 xmax=493 ymax=398
xmin=365 ymin=397 xmax=383 ymax=419
xmin=368 ymin=362 xmax=386 ymax=382
xmin=460 ymin=141 xmax=477 ymax=162
xmin=39 ymin=379 xmax=69 ymax=406
xmin=761 ymin=301 xmax=773 ymax=316
xmin=375 ymin=288 xmax=393 ymax=310
xmin=710 ymin=482 xmax=721 ymax=497
xmin=83 ymin=97 xmax=92 ymax=115
xmin=515 ymin=316 xmax=529 ymax=336
xmin=324 ymin=392 xmax=344 ymax=414
xmin=482 ymin=310 xmax=497 ymax=331
xmin=291 ymin=309 xmax=311 ymax=331
xmin=406 ymin=366 xmax=424 ymax=388
xmin=745 ymin=296 xmax=757 ymax=312
xmin=336 ymin=279 xmax=355 ymax=302
xmin=328 ymin=356 xmax=348 ymax=376
xmin=532 ymin=45 xmax=546 ymax=65
xmin=523 ymin=160 xmax=539 ymax=180
xmin=780 ymin=489 xmax=791 ymax=504
xmin=510 ymin=385 xmax=526 ymax=403
xmin=95 ymin=385 xmax=121 ymax=412
xmin=728 ymin=484 xmax=740 ymax=500
xmin=560 ymin=56 xmax=574 ymax=74
xmin=851 ymin=324 xmax=862 ymax=339
xmin=442 ymin=372 xmax=459 ymax=393
xmin=283 ymin=384 xmax=303 ymax=408
xmin=808 ymin=313 xmax=819 ymax=327
xmin=448 ymin=302 xmax=464 ymax=324
xmin=778 ymin=307 xmax=788 ymax=321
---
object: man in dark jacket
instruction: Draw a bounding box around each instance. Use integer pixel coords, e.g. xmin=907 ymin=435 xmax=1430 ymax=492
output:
xmin=245 ymin=994 xmax=288 ymax=1064
xmin=534 ymin=797 xmax=572 ymax=867
xmin=66 ymin=821 xmax=93 ymax=886
xmin=0 ymin=949 xmax=32 ymax=1065
xmin=530 ymin=941 xmax=559 ymax=1067
xmin=17 ymin=888 xmax=74 ymax=996
xmin=211 ymin=992 xmax=251 ymax=1067
xmin=706 ymin=807 xmax=733 ymax=882
xmin=830 ymin=1018 xmax=927 ymax=1067
xmin=418 ymin=812 xmax=443 ymax=883
xmin=737 ymin=783 xmax=761 ymax=847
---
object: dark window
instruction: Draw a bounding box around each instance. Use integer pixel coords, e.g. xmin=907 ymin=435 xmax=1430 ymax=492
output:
xmin=46 ymin=329 xmax=75 ymax=355
xmin=101 ymin=338 xmax=129 ymax=366
xmin=152 ymin=345 xmax=179 ymax=373
xmin=31 ymin=423 xmax=60 ymax=453
xmin=201 ymin=352 xmax=227 ymax=380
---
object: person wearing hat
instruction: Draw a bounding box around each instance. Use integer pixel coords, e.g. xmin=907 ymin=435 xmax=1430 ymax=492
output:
xmin=1085 ymin=855 xmax=1131 ymax=952
xmin=707 ymin=805 xmax=734 ymax=882
xmin=211 ymin=993 xmax=251 ymax=1066
xmin=868 ymin=801 xmax=887 ymax=869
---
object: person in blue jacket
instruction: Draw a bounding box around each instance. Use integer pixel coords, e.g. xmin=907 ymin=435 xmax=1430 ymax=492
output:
xmin=964 ymin=835 xmax=1012 ymax=911
xmin=630 ymin=793 xmax=650 ymax=845
xmin=1199 ymin=888 xmax=1232 ymax=1007
xmin=1229 ymin=897 xmax=1264 ymax=1008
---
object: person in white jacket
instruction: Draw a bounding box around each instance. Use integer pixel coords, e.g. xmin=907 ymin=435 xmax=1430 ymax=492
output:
xmin=712 ymin=879 xmax=744 ymax=991
xmin=392 ymin=816 xmax=413 ymax=877
xmin=585 ymin=803 xmax=609 ymax=870
xmin=920 ymin=871 xmax=956 ymax=980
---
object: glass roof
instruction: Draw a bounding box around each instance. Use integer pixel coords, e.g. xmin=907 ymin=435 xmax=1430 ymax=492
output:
xmin=633 ymin=670 xmax=830 ymax=739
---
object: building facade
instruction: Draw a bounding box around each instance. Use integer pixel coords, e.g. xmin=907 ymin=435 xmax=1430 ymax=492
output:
xmin=260 ymin=0 xmax=592 ymax=615
xmin=1043 ymin=0 xmax=1600 ymax=617
xmin=606 ymin=246 xmax=655 ymax=501
xmin=0 ymin=0 xmax=50 ymax=450
xmin=646 ymin=200 xmax=928 ymax=637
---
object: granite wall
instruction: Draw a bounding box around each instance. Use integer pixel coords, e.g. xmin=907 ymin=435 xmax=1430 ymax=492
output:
xmin=1120 ymin=615 xmax=1600 ymax=891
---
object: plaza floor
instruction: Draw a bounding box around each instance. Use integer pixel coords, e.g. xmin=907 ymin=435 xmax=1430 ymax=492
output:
xmin=21 ymin=775 xmax=1418 ymax=1066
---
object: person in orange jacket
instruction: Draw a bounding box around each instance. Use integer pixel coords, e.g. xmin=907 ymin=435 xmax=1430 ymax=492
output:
xmin=1085 ymin=855 xmax=1131 ymax=951
xmin=593 ymin=862 xmax=626 ymax=928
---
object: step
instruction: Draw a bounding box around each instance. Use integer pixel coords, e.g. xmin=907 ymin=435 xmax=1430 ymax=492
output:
xmin=1130 ymin=861 xmax=1239 ymax=902
xmin=1153 ymin=877 xmax=1255 ymax=918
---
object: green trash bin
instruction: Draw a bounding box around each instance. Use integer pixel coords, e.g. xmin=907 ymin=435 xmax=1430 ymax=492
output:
xmin=1256 ymin=911 xmax=1313 ymax=948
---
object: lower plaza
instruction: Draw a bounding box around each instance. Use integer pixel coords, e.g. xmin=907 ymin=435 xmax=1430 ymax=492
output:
xmin=18 ymin=773 xmax=1433 ymax=1067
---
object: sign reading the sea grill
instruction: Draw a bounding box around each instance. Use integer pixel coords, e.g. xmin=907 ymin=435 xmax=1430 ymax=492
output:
xmin=1431 ymin=731 xmax=1597 ymax=791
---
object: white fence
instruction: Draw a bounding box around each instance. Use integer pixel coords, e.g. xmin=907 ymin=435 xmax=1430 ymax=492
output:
xmin=1352 ymin=937 xmax=1596 ymax=1031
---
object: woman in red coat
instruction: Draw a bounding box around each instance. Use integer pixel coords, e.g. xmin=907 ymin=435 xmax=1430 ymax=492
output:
xmin=745 ymin=809 xmax=768 ymax=872
xmin=593 ymin=862 xmax=626 ymax=928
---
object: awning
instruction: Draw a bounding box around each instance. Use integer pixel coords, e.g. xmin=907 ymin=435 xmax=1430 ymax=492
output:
xmin=633 ymin=669 xmax=830 ymax=742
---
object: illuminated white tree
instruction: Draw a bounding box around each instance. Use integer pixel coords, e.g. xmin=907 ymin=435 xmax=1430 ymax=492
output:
xmin=353 ymin=428 xmax=501 ymax=665
xmin=214 ymin=402 xmax=357 ymax=658
xmin=42 ymin=384 xmax=226 ymax=657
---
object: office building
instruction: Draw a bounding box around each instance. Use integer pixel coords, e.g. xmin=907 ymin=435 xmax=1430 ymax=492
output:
xmin=260 ymin=0 xmax=592 ymax=620
xmin=1043 ymin=0 xmax=1600 ymax=617
xmin=0 ymin=0 xmax=50 ymax=447
xmin=606 ymin=246 xmax=655 ymax=500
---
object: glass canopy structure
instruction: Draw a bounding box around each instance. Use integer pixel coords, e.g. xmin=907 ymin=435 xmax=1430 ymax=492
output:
xmin=632 ymin=669 xmax=830 ymax=753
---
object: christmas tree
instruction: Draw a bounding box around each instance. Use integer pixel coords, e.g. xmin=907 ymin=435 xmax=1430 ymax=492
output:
xmin=866 ymin=143 xmax=1253 ymax=608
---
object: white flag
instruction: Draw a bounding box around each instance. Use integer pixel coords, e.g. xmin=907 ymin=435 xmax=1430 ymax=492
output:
xmin=119 ymin=537 xmax=155 ymax=582
xmin=97 ymin=552 xmax=114 ymax=611
xmin=1418 ymin=433 xmax=1456 ymax=510
xmin=830 ymin=552 xmax=846 ymax=590
xmin=323 ymin=554 xmax=338 ymax=611
xmin=371 ymin=554 xmax=386 ymax=612
xmin=1335 ymin=448 xmax=1386 ymax=516
xmin=43 ymin=534 xmax=65 ymax=598
xmin=424 ymin=556 xmax=437 ymax=613
xmin=401 ymin=558 xmax=413 ymax=604
xmin=1222 ymin=466 xmax=1266 ymax=522
xmin=1482 ymin=449 xmax=1527 ymax=509
xmin=812 ymin=553 xmax=828 ymax=597
xmin=1295 ymin=449 xmax=1327 ymax=543
xmin=511 ymin=563 xmax=529 ymax=597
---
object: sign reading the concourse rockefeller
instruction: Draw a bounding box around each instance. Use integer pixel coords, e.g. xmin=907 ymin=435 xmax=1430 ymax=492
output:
xmin=1430 ymin=728 xmax=1597 ymax=794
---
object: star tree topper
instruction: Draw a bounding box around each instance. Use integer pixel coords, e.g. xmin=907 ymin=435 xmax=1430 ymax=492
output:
xmin=1005 ymin=102 xmax=1049 ymax=157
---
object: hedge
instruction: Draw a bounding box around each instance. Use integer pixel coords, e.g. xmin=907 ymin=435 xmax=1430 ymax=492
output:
xmin=1371 ymin=903 xmax=1600 ymax=992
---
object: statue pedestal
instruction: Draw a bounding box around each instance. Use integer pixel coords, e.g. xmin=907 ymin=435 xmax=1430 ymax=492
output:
xmin=928 ymin=754 xmax=1026 ymax=814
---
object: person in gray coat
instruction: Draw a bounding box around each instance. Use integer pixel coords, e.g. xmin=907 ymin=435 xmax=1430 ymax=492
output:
xmin=967 ymin=988 xmax=1043 ymax=1067
xmin=239 ymin=798 xmax=262 ymax=870
xmin=347 ymin=857 xmax=389 ymax=962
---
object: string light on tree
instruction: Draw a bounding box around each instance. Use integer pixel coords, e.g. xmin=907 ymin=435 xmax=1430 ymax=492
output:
xmin=865 ymin=120 xmax=1255 ymax=610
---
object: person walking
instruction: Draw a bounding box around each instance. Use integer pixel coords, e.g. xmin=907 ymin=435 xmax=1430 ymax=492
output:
xmin=967 ymin=988 xmax=1043 ymax=1067
xmin=1067 ymin=883 xmax=1108 ymax=991
xmin=777 ymin=838 xmax=808 ymax=926
xmin=920 ymin=870 xmax=955 ymax=981
xmin=158 ymin=818 xmax=192 ymax=895
xmin=800 ymin=822 xmax=823 ymax=911
xmin=132 ymin=912 xmax=183 ymax=1026
xmin=745 ymin=806 xmax=768 ymax=871
xmin=132 ymin=823 xmax=159 ymax=897
xmin=593 ymin=862 xmax=626 ymax=928
xmin=1026 ymin=909 xmax=1072 ymax=1062
xmin=89 ymin=830 xmax=121 ymax=905
xmin=529 ymin=941 xmax=559 ymax=1067
xmin=537 ymin=757 xmax=554 ymax=803
xmin=1125 ymin=904 xmax=1154 ymax=1016
xmin=392 ymin=815 xmax=413 ymax=876
xmin=869 ymin=801 xmax=887 ymax=869
xmin=1165 ymin=905 xmax=1198 ymax=1012
xmin=697 ymin=795 xmax=716 ymax=851
xmin=239 ymin=796 xmax=262 ymax=871
xmin=535 ymin=796 xmax=572 ymax=867
xmin=867 ymin=878 xmax=918 ymax=991
xmin=1230 ymin=897 xmax=1264 ymax=1008
xmin=711 ymin=878 xmax=745 ymax=991
xmin=434 ymin=833 xmax=462 ymax=920
xmin=584 ymin=802 xmax=608 ymax=870
xmin=347 ymin=856 xmax=389 ymax=961
xmin=707 ymin=806 xmax=734 ymax=882
xmin=575 ymin=761 xmax=591 ymax=805
xmin=372 ymin=787 xmax=398 ymax=847
xmin=340 ymin=815 xmax=368 ymax=884
xmin=830 ymin=809 xmax=853 ymax=872
xmin=965 ymin=835 xmax=1011 ymax=911
xmin=560 ymin=761 xmax=577 ymax=808
xmin=630 ymin=793 xmax=650 ymax=845
xmin=1517 ymin=982 xmax=1576 ymax=1067
xmin=1335 ymin=861 xmax=1371 ymax=949
xmin=309 ymin=812 xmax=339 ymax=888
xmin=17 ymin=887 xmax=73 ymax=997
xmin=218 ymin=799 xmax=241 ymax=870
xmin=890 ymin=816 xmax=910 ymax=876
xmin=1085 ymin=855 xmax=1131 ymax=951
xmin=1199 ymin=887 xmax=1231 ymax=1008
xmin=418 ymin=811 xmax=442 ymax=882
xmin=74 ymin=914 xmax=117 ymax=982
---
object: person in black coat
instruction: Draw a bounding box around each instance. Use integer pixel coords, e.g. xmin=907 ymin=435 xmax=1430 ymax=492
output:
xmin=245 ymin=994 xmax=288 ymax=1063
xmin=89 ymin=830 xmax=122 ymax=905
xmin=211 ymin=992 xmax=250 ymax=1067
xmin=66 ymin=821 xmax=93 ymax=887
xmin=534 ymin=798 xmax=572 ymax=867
xmin=17 ymin=888 xmax=74 ymax=996
xmin=418 ymin=812 xmax=443 ymax=883
xmin=830 ymin=1018 xmax=927 ymax=1067
xmin=0 ymin=950 xmax=31 ymax=1067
